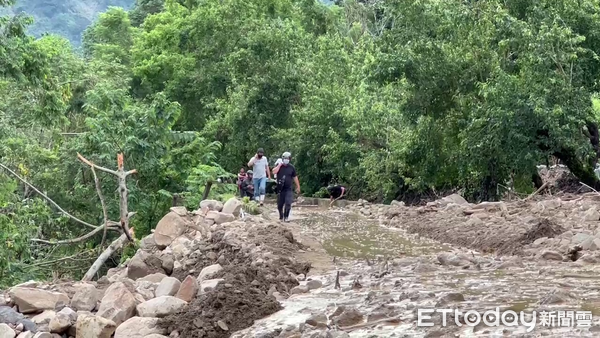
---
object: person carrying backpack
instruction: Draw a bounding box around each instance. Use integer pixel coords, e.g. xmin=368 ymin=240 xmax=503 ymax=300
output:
xmin=272 ymin=152 xmax=300 ymax=222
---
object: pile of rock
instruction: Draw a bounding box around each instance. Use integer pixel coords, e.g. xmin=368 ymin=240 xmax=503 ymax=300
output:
xmin=0 ymin=197 xmax=309 ymax=338
xmin=351 ymin=193 xmax=600 ymax=260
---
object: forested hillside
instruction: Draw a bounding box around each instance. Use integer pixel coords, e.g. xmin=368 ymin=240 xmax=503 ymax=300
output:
xmin=7 ymin=0 xmax=134 ymax=45
xmin=2 ymin=0 xmax=600 ymax=285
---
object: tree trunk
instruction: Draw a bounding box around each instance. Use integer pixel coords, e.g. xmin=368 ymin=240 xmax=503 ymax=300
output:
xmin=532 ymin=172 xmax=544 ymax=189
xmin=81 ymin=232 xmax=130 ymax=281
xmin=202 ymin=181 xmax=213 ymax=201
xmin=587 ymin=121 xmax=600 ymax=166
xmin=554 ymin=146 xmax=600 ymax=189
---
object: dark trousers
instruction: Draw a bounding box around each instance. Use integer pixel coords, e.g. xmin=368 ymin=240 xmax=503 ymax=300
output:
xmin=277 ymin=189 xmax=293 ymax=219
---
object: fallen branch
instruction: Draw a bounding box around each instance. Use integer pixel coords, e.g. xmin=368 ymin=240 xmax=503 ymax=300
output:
xmin=31 ymin=221 xmax=121 ymax=244
xmin=77 ymin=153 xmax=136 ymax=241
xmin=82 ymin=230 xmax=133 ymax=281
xmin=86 ymin=164 xmax=109 ymax=246
xmin=0 ymin=163 xmax=99 ymax=230
xmin=580 ymin=182 xmax=600 ymax=196
xmin=524 ymin=182 xmax=549 ymax=201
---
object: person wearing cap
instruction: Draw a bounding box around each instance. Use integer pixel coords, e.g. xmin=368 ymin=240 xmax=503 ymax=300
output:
xmin=273 ymin=152 xmax=300 ymax=222
xmin=247 ymin=148 xmax=271 ymax=206
xmin=240 ymin=170 xmax=254 ymax=198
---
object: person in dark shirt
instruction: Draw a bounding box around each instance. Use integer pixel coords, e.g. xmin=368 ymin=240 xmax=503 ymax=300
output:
xmin=327 ymin=184 xmax=346 ymax=206
xmin=272 ymin=152 xmax=300 ymax=222
xmin=240 ymin=171 xmax=254 ymax=198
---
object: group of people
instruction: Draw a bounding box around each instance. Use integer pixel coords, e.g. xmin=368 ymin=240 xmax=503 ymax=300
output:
xmin=237 ymin=148 xmax=300 ymax=222
xmin=236 ymin=148 xmax=347 ymax=221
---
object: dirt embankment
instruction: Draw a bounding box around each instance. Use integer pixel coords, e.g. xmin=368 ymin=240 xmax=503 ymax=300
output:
xmin=351 ymin=193 xmax=600 ymax=259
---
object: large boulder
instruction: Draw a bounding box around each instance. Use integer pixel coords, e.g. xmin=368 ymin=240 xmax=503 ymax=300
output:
xmin=0 ymin=306 xmax=36 ymax=332
xmin=136 ymin=296 xmax=187 ymax=318
xmin=127 ymin=251 xmax=165 ymax=281
xmin=222 ymin=198 xmax=243 ymax=216
xmin=70 ymin=283 xmax=98 ymax=312
xmin=96 ymin=282 xmax=136 ymax=326
xmin=113 ymin=317 xmax=166 ymax=338
xmin=75 ymin=313 xmax=116 ymax=338
xmin=155 ymin=277 xmax=181 ymax=298
xmin=199 ymin=200 xmax=223 ymax=213
xmin=205 ymin=211 xmax=235 ymax=225
xmin=153 ymin=212 xmax=188 ymax=249
xmin=440 ymin=194 xmax=468 ymax=206
xmin=8 ymin=288 xmax=69 ymax=314
xmin=198 ymin=264 xmax=222 ymax=282
xmin=175 ymin=276 xmax=197 ymax=303
xmin=48 ymin=307 xmax=76 ymax=333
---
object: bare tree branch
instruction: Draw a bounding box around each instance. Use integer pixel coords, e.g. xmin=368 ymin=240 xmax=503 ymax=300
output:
xmin=90 ymin=166 xmax=109 ymax=247
xmin=0 ymin=163 xmax=99 ymax=230
xmin=30 ymin=221 xmax=120 ymax=245
xmin=77 ymin=153 xmax=118 ymax=176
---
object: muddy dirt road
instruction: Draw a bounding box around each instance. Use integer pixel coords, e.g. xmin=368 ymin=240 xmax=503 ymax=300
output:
xmin=233 ymin=199 xmax=600 ymax=338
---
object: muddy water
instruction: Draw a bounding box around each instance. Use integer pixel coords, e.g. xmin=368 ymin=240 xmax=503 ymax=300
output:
xmin=236 ymin=207 xmax=600 ymax=337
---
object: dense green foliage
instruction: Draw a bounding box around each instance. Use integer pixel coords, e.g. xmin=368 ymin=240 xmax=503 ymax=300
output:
xmin=2 ymin=0 xmax=600 ymax=285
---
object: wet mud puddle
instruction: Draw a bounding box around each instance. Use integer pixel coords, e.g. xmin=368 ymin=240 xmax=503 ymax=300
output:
xmin=235 ymin=207 xmax=600 ymax=337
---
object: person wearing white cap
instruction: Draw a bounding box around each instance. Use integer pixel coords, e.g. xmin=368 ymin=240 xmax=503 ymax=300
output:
xmin=273 ymin=152 xmax=300 ymax=221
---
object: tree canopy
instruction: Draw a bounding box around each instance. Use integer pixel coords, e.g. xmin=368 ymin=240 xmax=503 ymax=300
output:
xmin=2 ymin=0 xmax=600 ymax=285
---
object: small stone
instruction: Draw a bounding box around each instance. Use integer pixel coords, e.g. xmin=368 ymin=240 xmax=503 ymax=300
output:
xmin=290 ymin=286 xmax=309 ymax=295
xmin=198 ymin=264 xmax=223 ymax=282
xmin=216 ymin=320 xmax=228 ymax=331
xmin=540 ymin=250 xmax=563 ymax=261
xmin=155 ymin=277 xmax=181 ymax=297
xmin=305 ymin=313 xmax=327 ymax=327
xmin=306 ymin=280 xmax=322 ymax=290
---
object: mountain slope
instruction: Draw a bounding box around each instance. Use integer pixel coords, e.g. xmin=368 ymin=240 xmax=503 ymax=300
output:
xmin=9 ymin=0 xmax=135 ymax=46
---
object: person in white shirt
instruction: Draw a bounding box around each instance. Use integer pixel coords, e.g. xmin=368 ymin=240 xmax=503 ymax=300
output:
xmin=247 ymin=148 xmax=271 ymax=206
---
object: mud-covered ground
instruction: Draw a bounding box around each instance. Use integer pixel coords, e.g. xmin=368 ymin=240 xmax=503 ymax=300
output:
xmin=231 ymin=195 xmax=600 ymax=337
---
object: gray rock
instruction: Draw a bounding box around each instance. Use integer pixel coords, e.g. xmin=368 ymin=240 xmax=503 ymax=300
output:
xmin=198 ymin=264 xmax=223 ymax=282
xmin=540 ymin=250 xmax=563 ymax=261
xmin=306 ymin=280 xmax=323 ymax=290
xmin=0 ymin=306 xmax=36 ymax=332
xmin=155 ymin=277 xmax=181 ymax=297
xmin=136 ymin=296 xmax=187 ymax=318
xmin=435 ymin=292 xmax=465 ymax=306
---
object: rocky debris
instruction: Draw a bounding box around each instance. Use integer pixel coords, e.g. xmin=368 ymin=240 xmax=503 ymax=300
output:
xmin=200 ymin=200 xmax=224 ymax=213
xmin=0 ymin=324 xmax=15 ymax=338
xmin=48 ymin=307 xmax=76 ymax=333
xmin=0 ymin=307 xmax=36 ymax=332
xmin=0 ymin=205 xmax=312 ymax=338
xmin=222 ymin=197 xmax=243 ymax=216
xmin=306 ymin=279 xmax=323 ymax=290
xmin=205 ymin=211 xmax=236 ymax=225
xmin=114 ymin=317 xmax=166 ymax=338
xmin=154 ymin=212 xmax=189 ymax=249
xmin=198 ymin=279 xmax=224 ymax=294
xmin=305 ymin=313 xmax=328 ymax=328
xmin=136 ymin=296 xmax=187 ymax=318
xmin=75 ymin=313 xmax=117 ymax=338
xmin=175 ymin=276 xmax=196 ymax=302
xmin=96 ymin=282 xmax=136 ymax=326
xmin=70 ymin=283 xmax=98 ymax=312
xmin=435 ymin=292 xmax=465 ymax=306
xmin=155 ymin=277 xmax=181 ymax=297
xmin=198 ymin=264 xmax=223 ymax=282
xmin=8 ymin=288 xmax=69 ymax=314
xmin=127 ymin=250 xmax=166 ymax=280
xmin=333 ymin=307 xmax=363 ymax=327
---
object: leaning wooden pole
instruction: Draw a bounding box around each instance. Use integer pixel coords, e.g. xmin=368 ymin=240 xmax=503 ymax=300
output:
xmin=81 ymin=229 xmax=133 ymax=281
